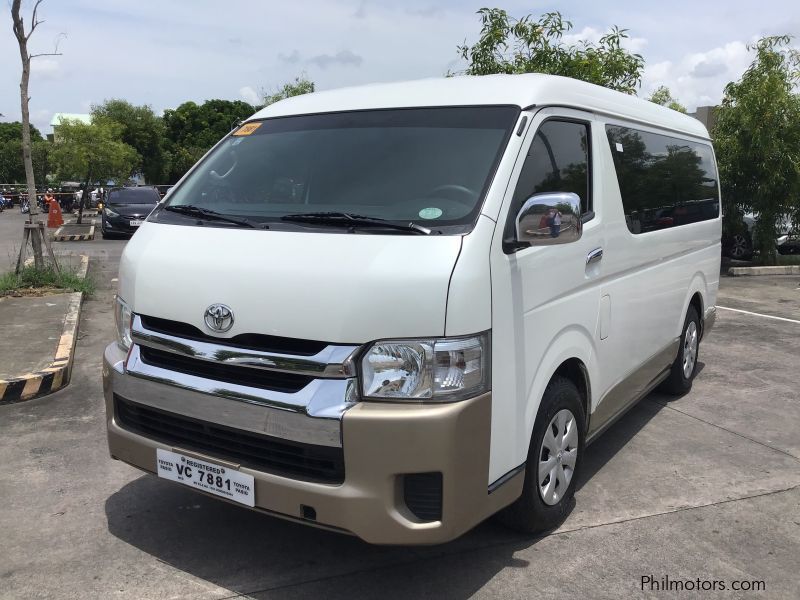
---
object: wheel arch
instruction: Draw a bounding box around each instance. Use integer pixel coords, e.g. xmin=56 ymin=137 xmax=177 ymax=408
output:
xmin=523 ymin=326 xmax=597 ymax=449
xmin=679 ymin=273 xmax=707 ymax=339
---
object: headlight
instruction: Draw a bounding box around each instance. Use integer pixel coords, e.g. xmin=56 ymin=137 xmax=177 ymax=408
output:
xmin=114 ymin=295 xmax=133 ymax=350
xmin=361 ymin=333 xmax=489 ymax=402
xmin=104 ymin=206 xmax=119 ymax=218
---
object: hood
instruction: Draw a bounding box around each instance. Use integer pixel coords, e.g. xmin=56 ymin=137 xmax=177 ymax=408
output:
xmin=118 ymin=222 xmax=463 ymax=344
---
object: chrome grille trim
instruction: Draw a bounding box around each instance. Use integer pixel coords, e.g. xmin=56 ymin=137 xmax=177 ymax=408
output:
xmin=131 ymin=314 xmax=359 ymax=378
xmin=122 ymin=345 xmax=356 ymax=447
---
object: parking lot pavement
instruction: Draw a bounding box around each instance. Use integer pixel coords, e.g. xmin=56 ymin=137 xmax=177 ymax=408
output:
xmin=0 ymin=249 xmax=798 ymax=599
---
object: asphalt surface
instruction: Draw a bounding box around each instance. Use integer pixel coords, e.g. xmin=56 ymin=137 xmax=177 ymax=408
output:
xmin=1 ymin=221 xmax=798 ymax=599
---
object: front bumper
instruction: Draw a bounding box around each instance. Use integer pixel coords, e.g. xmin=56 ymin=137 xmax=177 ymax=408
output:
xmin=102 ymin=214 xmax=143 ymax=235
xmin=103 ymin=343 xmax=522 ymax=544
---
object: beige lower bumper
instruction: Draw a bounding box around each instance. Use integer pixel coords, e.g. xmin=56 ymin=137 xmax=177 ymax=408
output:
xmin=103 ymin=346 xmax=522 ymax=545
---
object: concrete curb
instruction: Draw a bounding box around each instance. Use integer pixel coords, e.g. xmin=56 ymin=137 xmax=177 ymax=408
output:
xmin=53 ymin=224 xmax=95 ymax=241
xmin=728 ymin=265 xmax=800 ymax=276
xmin=0 ymin=255 xmax=89 ymax=404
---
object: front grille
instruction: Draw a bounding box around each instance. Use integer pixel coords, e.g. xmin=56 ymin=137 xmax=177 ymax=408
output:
xmin=115 ymin=395 xmax=344 ymax=483
xmin=138 ymin=346 xmax=313 ymax=393
xmin=140 ymin=315 xmax=329 ymax=356
xmin=403 ymin=472 xmax=443 ymax=521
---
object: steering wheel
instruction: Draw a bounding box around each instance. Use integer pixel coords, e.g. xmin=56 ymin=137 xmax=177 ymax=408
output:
xmin=424 ymin=184 xmax=477 ymax=206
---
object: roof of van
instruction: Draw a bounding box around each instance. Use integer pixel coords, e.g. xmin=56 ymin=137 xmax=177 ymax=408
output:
xmin=249 ymin=74 xmax=710 ymax=139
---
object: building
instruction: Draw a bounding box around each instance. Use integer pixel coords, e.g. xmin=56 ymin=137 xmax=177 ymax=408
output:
xmin=688 ymin=106 xmax=717 ymax=132
xmin=48 ymin=113 xmax=91 ymax=142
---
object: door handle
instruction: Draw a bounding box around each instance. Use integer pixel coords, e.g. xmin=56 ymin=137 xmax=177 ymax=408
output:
xmin=586 ymin=247 xmax=603 ymax=265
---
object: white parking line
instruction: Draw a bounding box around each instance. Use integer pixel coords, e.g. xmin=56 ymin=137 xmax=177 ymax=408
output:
xmin=717 ymin=305 xmax=800 ymax=325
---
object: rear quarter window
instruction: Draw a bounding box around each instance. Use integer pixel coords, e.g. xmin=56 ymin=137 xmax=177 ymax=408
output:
xmin=605 ymin=125 xmax=719 ymax=234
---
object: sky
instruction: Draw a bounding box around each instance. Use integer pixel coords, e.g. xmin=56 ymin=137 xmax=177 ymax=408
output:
xmin=1 ymin=0 xmax=798 ymax=133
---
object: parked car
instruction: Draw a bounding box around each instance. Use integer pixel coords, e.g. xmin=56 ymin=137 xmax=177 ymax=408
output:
xmin=722 ymin=213 xmax=754 ymax=260
xmin=104 ymin=75 xmax=721 ymax=544
xmin=101 ymin=186 xmax=160 ymax=239
xmin=777 ymin=218 xmax=798 ymax=254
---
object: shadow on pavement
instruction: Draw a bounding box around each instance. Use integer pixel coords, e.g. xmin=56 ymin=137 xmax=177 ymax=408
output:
xmin=104 ymin=385 xmax=669 ymax=598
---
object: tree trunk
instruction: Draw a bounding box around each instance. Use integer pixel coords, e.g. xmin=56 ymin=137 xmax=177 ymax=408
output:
xmin=12 ymin=0 xmax=44 ymax=268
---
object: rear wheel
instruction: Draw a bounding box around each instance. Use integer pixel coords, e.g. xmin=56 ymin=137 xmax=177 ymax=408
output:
xmin=660 ymin=305 xmax=701 ymax=395
xmin=497 ymin=376 xmax=585 ymax=533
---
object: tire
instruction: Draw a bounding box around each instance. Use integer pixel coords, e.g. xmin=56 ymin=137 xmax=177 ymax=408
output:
xmin=727 ymin=233 xmax=753 ymax=260
xmin=497 ymin=376 xmax=585 ymax=533
xmin=659 ymin=305 xmax=700 ymax=395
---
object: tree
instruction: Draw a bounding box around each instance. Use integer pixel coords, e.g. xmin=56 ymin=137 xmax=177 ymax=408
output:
xmin=713 ymin=36 xmax=800 ymax=265
xmin=92 ymin=100 xmax=166 ymax=184
xmin=50 ymin=118 xmax=139 ymax=224
xmin=0 ymin=122 xmax=45 ymax=183
xmin=162 ymin=99 xmax=257 ymax=183
xmin=11 ymin=0 xmax=62 ymax=270
xmin=456 ymin=8 xmax=645 ymax=94
xmin=647 ymin=85 xmax=687 ymax=113
xmin=262 ymin=75 xmax=315 ymax=106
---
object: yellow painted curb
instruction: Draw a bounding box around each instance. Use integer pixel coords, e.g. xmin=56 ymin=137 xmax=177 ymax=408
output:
xmin=0 ymin=255 xmax=88 ymax=403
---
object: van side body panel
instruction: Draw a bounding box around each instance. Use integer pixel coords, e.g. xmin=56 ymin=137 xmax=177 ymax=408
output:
xmin=486 ymin=108 xmax=605 ymax=483
xmin=484 ymin=109 xmax=721 ymax=483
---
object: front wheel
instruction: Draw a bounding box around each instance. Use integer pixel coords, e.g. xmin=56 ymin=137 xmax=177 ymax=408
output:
xmin=659 ymin=305 xmax=701 ymax=395
xmin=497 ymin=376 xmax=585 ymax=533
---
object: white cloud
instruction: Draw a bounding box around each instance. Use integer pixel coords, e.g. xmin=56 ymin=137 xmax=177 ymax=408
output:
xmin=239 ymin=86 xmax=260 ymax=105
xmin=642 ymin=41 xmax=754 ymax=110
xmin=30 ymin=58 xmax=61 ymax=80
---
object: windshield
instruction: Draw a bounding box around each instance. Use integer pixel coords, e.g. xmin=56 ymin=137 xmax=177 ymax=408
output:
xmin=160 ymin=106 xmax=518 ymax=232
xmin=109 ymin=187 xmax=160 ymax=204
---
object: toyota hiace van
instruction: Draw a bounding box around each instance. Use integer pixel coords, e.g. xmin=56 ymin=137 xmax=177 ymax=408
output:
xmin=104 ymin=74 xmax=720 ymax=544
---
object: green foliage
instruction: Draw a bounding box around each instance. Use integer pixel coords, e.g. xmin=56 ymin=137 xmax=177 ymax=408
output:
xmin=162 ymin=99 xmax=257 ymax=183
xmin=0 ymin=121 xmax=43 ymax=144
xmin=713 ymin=35 xmax=800 ymax=265
xmin=92 ymin=100 xmax=167 ymax=184
xmin=647 ymin=85 xmax=687 ymax=113
xmin=0 ymin=121 xmax=44 ymax=183
xmin=456 ymin=8 xmax=645 ymax=94
xmin=262 ymin=75 xmax=315 ymax=106
xmin=49 ymin=118 xmax=139 ymax=184
xmin=0 ymin=265 xmax=95 ymax=297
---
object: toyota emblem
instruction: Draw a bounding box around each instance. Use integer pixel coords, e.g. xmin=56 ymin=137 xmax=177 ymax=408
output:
xmin=204 ymin=304 xmax=234 ymax=333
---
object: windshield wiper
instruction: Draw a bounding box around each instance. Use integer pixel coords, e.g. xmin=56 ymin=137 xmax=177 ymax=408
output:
xmin=163 ymin=205 xmax=266 ymax=229
xmin=280 ymin=212 xmax=431 ymax=235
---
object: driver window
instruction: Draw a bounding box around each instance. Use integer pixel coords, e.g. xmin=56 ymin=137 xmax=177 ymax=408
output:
xmin=510 ymin=120 xmax=591 ymax=217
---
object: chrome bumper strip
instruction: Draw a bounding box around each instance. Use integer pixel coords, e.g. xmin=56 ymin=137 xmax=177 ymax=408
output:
xmin=106 ymin=344 xmax=350 ymax=447
xmin=130 ymin=315 xmax=359 ymax=378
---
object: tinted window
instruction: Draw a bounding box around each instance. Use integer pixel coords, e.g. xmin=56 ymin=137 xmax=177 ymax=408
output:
xmin=109 ymin=187 xmax=160 ymax=204
xmin=162 ymin=107 xmax=519 ymax=232
xmin=606 ymin=125 xmax=719 ymax=234
xmin=510 ymin=120 xmax=591 ymax=216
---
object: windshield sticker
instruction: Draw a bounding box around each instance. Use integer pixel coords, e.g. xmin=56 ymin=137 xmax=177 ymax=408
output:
xmin=615 ymin=142 xmax=624 ymax=152
xmin=233 ymin=122 xmax=262 ymax=136
xmin=418 ymin=207 xmax=443 ymax=220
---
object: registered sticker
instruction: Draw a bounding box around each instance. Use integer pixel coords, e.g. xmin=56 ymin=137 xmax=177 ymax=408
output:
xmin=232 ymin=122 xmax=262 ymax=136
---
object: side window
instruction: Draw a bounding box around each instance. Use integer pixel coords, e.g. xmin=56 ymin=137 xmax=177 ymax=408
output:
xmin=605 ymin=125 xmax=720 ymax=234
xmin=510 ymin=120 xmax=591 ymax=217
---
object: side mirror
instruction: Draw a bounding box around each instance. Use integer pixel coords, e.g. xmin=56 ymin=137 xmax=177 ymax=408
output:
xmin=509 ymin=192 xmax=582 ymax=250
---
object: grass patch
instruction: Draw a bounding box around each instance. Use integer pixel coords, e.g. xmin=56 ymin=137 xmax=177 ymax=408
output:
xmin=776 ymin=254 xmax=800 ymax=265
xmin=0 ymin=265 xmax=94 ymax=297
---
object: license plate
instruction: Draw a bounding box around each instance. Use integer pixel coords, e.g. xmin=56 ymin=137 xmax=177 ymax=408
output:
xmin=156 ymin=448 xmax=255 ymax=507
xmin=129 ymin=219 xmax=143 ymax=226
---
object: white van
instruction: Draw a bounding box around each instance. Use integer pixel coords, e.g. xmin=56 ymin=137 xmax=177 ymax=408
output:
xmin=104 ymin=74 xmax=720 ymax=544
